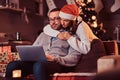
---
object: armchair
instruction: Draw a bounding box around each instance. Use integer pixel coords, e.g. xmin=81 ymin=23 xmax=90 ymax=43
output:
xmin=24 ymin=39 xmax=106 ymax=80
xmin=48 ymin=39 xmax=106 ymax=80
xmin=48 ymin=40 xmax=119 ymax=80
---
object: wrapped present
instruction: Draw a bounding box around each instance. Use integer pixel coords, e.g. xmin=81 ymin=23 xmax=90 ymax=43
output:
xmin=0 ymin=52 xmax=20 ymax=73
xmin=0 ymin=64 xmax=7 ymax=73
xmin=0 ymin=52 xmax=9 ymax=64
xmin=9 ymin=52 xmax=20 ymax=61
xmin=0 ymin=46 xmax=11 ymax=53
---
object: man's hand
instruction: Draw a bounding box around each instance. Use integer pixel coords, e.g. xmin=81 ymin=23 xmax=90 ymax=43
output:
xmin=57 ymin=32 xmax=65 ymax=40
xmin=45 ymin=53 xmax=54 ymax=61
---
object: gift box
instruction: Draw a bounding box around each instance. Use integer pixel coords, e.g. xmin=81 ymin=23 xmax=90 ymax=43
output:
xmin=0 ymin=46 xmax=11 ymax=53
xmin=0 ymin=52 xmax=20 ymax=73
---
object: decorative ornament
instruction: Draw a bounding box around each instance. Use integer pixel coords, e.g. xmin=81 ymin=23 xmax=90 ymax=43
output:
xmin=46 ymin=0 xmax=75 ymax=11
xmin=93 ymin=0 xmax=103 ymax=14
xmin=46 ymin=0 xmax=56 ymax=11
xmin=66 ymin=0 xmax=75 ymax=4
xmin=111 ymin=0 xmax=120 ymax=12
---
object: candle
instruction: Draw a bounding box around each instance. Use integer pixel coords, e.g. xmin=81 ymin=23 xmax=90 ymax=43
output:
xmin=12 ymin=70 xmax=21 ymax=78
xmin=5 ymin=0 xmax=9 ymax=7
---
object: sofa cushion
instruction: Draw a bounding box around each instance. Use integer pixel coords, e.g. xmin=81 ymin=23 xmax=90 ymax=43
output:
xmin=97 ymin=55 xmax=120 ymax=73
xmin=74 ymin=39 xmax=106 ymax=72
xmin=103 ymin=41 xmax=118 ymax=55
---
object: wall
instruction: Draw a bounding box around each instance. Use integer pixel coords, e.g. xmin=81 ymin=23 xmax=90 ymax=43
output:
xmin=94 ymin=0 xmax=120 ymax=41
xmin=0 ymin=9 xmax=44 ymax=43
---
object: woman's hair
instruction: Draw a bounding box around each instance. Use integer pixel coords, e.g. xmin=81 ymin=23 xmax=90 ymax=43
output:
xmin=68 ymin=19 xmax=78 ymax=35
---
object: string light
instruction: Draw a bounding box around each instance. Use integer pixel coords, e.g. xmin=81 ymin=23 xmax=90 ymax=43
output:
xmin=77 ymin=0 xmax=105 ymax=38
xmin=91 ymin=15 xmax=96 ymax=20
xmin=87 ymin=0 xmax=92 ymax=3
xmin=93 ymin=21 xmax=97 ymax=28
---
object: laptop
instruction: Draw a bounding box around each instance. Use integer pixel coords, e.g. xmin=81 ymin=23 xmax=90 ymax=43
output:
xmin=16 ymin=45 xmax=46 ymax=61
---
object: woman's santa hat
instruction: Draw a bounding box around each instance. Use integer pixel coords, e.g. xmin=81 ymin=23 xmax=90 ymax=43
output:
xmin=59 ymin=4 xmax=80 ymax=20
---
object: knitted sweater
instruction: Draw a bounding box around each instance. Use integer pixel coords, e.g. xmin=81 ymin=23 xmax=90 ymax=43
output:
xmin=33 ymin=32 xmax=81 ymax=67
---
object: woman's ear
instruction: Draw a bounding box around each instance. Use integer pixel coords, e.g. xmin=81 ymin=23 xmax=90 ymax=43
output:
xmin=77 ymin=16 xmax=82 ymax=23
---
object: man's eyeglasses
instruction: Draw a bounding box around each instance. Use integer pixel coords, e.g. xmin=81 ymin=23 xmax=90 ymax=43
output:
xmin=49 ymin=17 xmax=61 ymax=22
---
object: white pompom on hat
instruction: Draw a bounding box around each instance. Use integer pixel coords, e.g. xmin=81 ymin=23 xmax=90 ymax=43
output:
xmin=59 ymin=4 xmax=80 ymax=20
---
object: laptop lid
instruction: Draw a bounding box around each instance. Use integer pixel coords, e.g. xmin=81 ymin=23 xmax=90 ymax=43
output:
xmin=16 ymin=45 xmax=46 ymax=61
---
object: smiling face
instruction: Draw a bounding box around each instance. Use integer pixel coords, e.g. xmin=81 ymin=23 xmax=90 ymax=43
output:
xmin=48 ymin=11 xmax=61 ymax=30
xmin=60 ymin=18 xmax=72 ymax=29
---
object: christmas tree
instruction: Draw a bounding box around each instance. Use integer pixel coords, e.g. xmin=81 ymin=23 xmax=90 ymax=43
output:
xmin=78 ymin=0 xmax=105 ymax=39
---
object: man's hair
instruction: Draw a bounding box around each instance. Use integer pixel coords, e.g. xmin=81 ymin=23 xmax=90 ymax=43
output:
xmin=50 ymin=8 xmax=60 ymax=13
xmin=48 ymin=8 xmax=60 ymax=16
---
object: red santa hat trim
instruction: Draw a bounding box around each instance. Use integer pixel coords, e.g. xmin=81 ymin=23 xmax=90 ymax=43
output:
xmin=59 ymin=4 xmax=79 ymax=20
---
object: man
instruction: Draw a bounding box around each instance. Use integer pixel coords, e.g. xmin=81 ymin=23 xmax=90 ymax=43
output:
xmin=5 ymin=8 xmax=81 ymax=80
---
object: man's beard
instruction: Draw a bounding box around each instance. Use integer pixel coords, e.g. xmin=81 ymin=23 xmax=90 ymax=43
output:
xmin=51 ymin=24 xmax=62 ymax=30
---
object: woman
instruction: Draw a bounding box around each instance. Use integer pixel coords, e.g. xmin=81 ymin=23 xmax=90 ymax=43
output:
xmin=44 ymin=4 xmax=98 ymax=54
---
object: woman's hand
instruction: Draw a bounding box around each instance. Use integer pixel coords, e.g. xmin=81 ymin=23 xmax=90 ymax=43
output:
xmin=57 ymin=32 xmax=72 ymax=40
xmin=45 ymin=53 xmax=54 ymax=61
xmin=63 ymin=32 xmax=72 ymax=40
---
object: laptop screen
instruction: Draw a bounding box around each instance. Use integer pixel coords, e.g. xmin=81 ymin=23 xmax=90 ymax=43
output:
xmin=16 ymin=45 xmax=46 ymax=61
